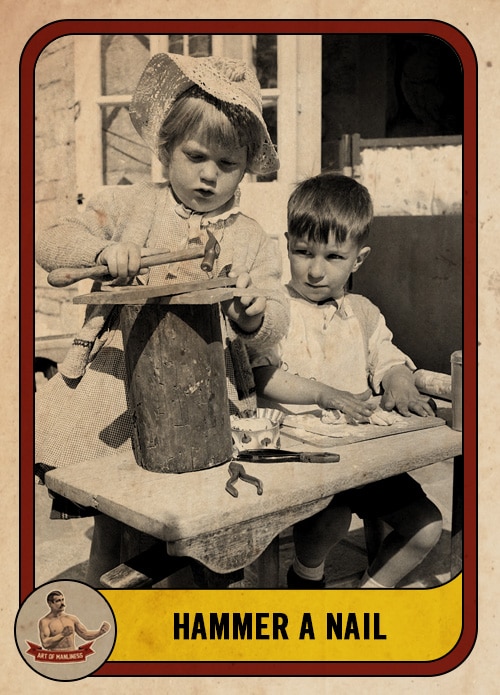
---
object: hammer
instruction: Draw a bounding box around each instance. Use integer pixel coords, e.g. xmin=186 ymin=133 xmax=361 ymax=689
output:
xmin=46 ymin=231 xmax=221 ymax=288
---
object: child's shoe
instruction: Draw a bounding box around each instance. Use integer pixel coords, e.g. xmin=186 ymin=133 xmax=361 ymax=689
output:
xmin=286 ymin=565 xmax=325 ymax=589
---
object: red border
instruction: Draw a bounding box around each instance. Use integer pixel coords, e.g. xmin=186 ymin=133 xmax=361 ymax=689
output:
xmin=21 ymin=19 xmax=477 ymax=677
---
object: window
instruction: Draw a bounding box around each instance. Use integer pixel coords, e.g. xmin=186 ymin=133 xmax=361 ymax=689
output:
xmin=74 ymin=34 xmax=282 ymax=195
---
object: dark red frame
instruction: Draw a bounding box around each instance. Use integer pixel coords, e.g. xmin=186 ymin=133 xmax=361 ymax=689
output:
xmin=20 ymin=18 xmax=477 ymax=677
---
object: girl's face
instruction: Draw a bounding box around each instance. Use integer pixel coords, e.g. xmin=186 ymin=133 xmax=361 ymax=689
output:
xmin=287 ymin=232 xmax=370 ymax=303
xmin=167 ymin=135 xmax=247 ymax=213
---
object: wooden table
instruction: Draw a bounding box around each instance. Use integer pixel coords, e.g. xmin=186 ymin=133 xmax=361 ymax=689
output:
xmin=45 ymin=409 xmax=462 ymax=587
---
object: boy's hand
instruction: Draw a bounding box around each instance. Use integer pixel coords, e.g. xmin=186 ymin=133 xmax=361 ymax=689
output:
xmin=318 ymin=387 xmax=376 ymax=424
xmin=381 ymin=365 xmax=435 ymax=417
xmin=97 ymin=242 xmax=144 ymax=280
xmin=221 ymin=270 xmax=266 ymax=333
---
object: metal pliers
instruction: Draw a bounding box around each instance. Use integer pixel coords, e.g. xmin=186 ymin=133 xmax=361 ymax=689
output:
xmin=225 ymin=461 xmax=264 ymax=498
xmin=236 ymin=448 xmax=340 ymax=463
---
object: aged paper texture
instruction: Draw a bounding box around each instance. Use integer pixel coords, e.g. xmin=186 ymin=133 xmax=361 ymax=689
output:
xmin=3 ymin=0 xmax=497 ymax=692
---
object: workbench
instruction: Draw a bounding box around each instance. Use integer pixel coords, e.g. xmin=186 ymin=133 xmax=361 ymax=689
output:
xmin=45 ymin=406 xmax=462 ymax=588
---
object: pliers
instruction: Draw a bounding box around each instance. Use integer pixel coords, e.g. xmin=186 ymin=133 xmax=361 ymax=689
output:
xmin=236 ymin=448 xmax=340 ymax=463
xmin=225 ymin=461 xmax=264 ymax=498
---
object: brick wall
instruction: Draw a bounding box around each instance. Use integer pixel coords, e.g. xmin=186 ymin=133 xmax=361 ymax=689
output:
xmin=35 ymin=36 xmax=87 ymax=339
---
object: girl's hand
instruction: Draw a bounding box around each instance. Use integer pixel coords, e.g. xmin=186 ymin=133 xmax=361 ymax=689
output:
xmin=97 ymin=242 xmax=143 ymax=280
xmin=318 ymin=386 xmax=376 ymax=424
xmin=381 ymin=365 xmax=435 ymax=417
xmin=222 ymin=270 xmax=266 ymax=333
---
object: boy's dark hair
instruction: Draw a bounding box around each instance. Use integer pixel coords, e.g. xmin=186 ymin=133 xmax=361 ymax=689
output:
xmin=287 ymin=173 xmax=373 ymax=246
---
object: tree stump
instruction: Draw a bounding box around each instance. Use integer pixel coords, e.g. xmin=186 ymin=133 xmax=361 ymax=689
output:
xmin=120 ymin=302 xmax=232 ymax=473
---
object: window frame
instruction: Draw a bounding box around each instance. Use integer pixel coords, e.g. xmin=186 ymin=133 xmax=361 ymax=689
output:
xmin=73 ymin=34 xmax=322 ymax=208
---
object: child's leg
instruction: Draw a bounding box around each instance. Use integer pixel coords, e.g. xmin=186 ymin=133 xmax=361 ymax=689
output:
xmin=289 ymin=498 xmax=352 ymax=587
xmin=363 ymin=518 xmax=390 ymax=564
xmin=361 ymin=497 xmax=443 ymax=588
xmin=85 ymin=514 xmax=123 ymax=587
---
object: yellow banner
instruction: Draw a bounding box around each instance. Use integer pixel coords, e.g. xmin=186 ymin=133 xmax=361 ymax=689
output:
xmin=104 ymin=575 xmax=462 ymax=662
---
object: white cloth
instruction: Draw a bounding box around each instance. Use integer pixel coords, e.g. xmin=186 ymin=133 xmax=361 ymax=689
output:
xmin=250 ymin=286 xmax=416 ymax=415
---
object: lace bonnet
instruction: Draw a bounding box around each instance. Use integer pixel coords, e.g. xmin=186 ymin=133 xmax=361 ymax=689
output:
xmin=129 ymin=52 xmax=280 ymax=175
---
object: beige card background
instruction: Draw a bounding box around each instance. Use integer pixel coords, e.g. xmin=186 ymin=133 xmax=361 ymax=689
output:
xmin=1 ymin=1 xmax=496 ymax=692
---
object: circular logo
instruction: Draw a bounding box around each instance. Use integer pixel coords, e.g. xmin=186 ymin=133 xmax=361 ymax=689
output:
xmin=15 ymin=580 xmax=116 ymax=681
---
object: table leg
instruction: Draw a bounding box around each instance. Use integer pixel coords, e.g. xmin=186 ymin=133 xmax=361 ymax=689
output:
xmin=190 ymin=561 xmax=244 ymax=588
xmin=253 ymin=536 xmax=280 ymax=588
xmin=100 ymin=541 xmax=190 ymax=589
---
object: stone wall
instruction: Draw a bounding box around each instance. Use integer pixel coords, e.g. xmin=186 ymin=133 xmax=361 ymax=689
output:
xmin=35 ymin=36 xmax=87 ymax=339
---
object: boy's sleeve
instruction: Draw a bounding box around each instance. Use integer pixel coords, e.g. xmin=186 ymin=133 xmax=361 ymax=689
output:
xmin=247 ymin=344 xmax=282 ymax=369
xmin=368 ymin=312 xmax=417 ymax=393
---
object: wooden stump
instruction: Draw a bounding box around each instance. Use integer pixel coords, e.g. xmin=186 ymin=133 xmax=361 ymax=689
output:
xmin=121 ymin=302 xmax=232 ymax=473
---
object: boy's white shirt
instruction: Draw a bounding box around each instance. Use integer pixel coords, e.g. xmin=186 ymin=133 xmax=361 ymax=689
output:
xmin=251 ymin=286 xmax=416 ymax=415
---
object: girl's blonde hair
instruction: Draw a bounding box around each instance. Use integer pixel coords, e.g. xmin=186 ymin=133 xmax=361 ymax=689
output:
xmin=158 ymin=86 xmax=262 ymax=172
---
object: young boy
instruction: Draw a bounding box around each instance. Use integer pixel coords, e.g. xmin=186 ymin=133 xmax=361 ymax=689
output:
xmin=252 ymin=173 xmax=443 ymax=588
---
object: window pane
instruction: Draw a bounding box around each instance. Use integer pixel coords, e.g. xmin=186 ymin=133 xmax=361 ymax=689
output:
xmin=168 ymin=35 xmax=185 ymax=54
xmin=102 ymin=105 xmax=150 ymax=185
xmin=102 ymin=35 xmax=151 ymax=95
xmin=168 ymin=35 xmax=212 ymax=56
xmin=189 ymin=35 xmax=212 ymax=56
xmin=255 ymin=35 xmax=277 ymax=88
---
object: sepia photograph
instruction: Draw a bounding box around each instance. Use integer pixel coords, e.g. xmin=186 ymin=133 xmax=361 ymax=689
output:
xmin=19 ymin=18 xmax=475 ymax=682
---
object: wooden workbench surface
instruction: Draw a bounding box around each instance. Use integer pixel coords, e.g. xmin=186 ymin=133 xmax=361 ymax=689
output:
xmin=45 ymin=423 xmax=462 ymax=573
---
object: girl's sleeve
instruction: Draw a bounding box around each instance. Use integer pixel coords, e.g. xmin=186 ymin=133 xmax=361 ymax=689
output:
xmin=35 ymin=187 xmax=123 ymax=272
xmin=231 ymin=220 xmax=290 ymax=349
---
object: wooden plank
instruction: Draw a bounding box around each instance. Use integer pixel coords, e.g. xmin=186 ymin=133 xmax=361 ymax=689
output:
xmin=73 ymin=280 xmax=270 ymax=305
xmin=73 ymin=277 xmax=236 ymax=304
xmin=359 ymin=135 xmax=462 ymax=148
xmin=165 ymin=287 xmax=270 ymax=305
xmin=99 ymin=542 xmax=190 ymax=589
xmin=281 ymin=411 xmax=446 ymax=448
xmin=45 ymin=425 xmax=462 ymax=573
xmin=162 ymin=288 xmax=235 ymax=305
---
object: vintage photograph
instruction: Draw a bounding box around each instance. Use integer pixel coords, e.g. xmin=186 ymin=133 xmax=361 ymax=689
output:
xmin=27 ymin=26 xmax=469 ymax=674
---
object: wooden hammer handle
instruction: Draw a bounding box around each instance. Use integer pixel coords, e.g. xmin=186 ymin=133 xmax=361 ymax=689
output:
xmin=46 ymin=248 xmax=205 ymax=288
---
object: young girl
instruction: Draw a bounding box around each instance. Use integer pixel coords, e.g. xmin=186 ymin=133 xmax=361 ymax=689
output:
xmin=35 ymin=53 xmax=288 ymax=586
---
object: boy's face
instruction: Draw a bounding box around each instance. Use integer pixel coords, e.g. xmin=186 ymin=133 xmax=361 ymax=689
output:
xmin=287 ymin=232 xmax=370 ymax=303
xmin=167 ymin=135 xmax=247 ymax=213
